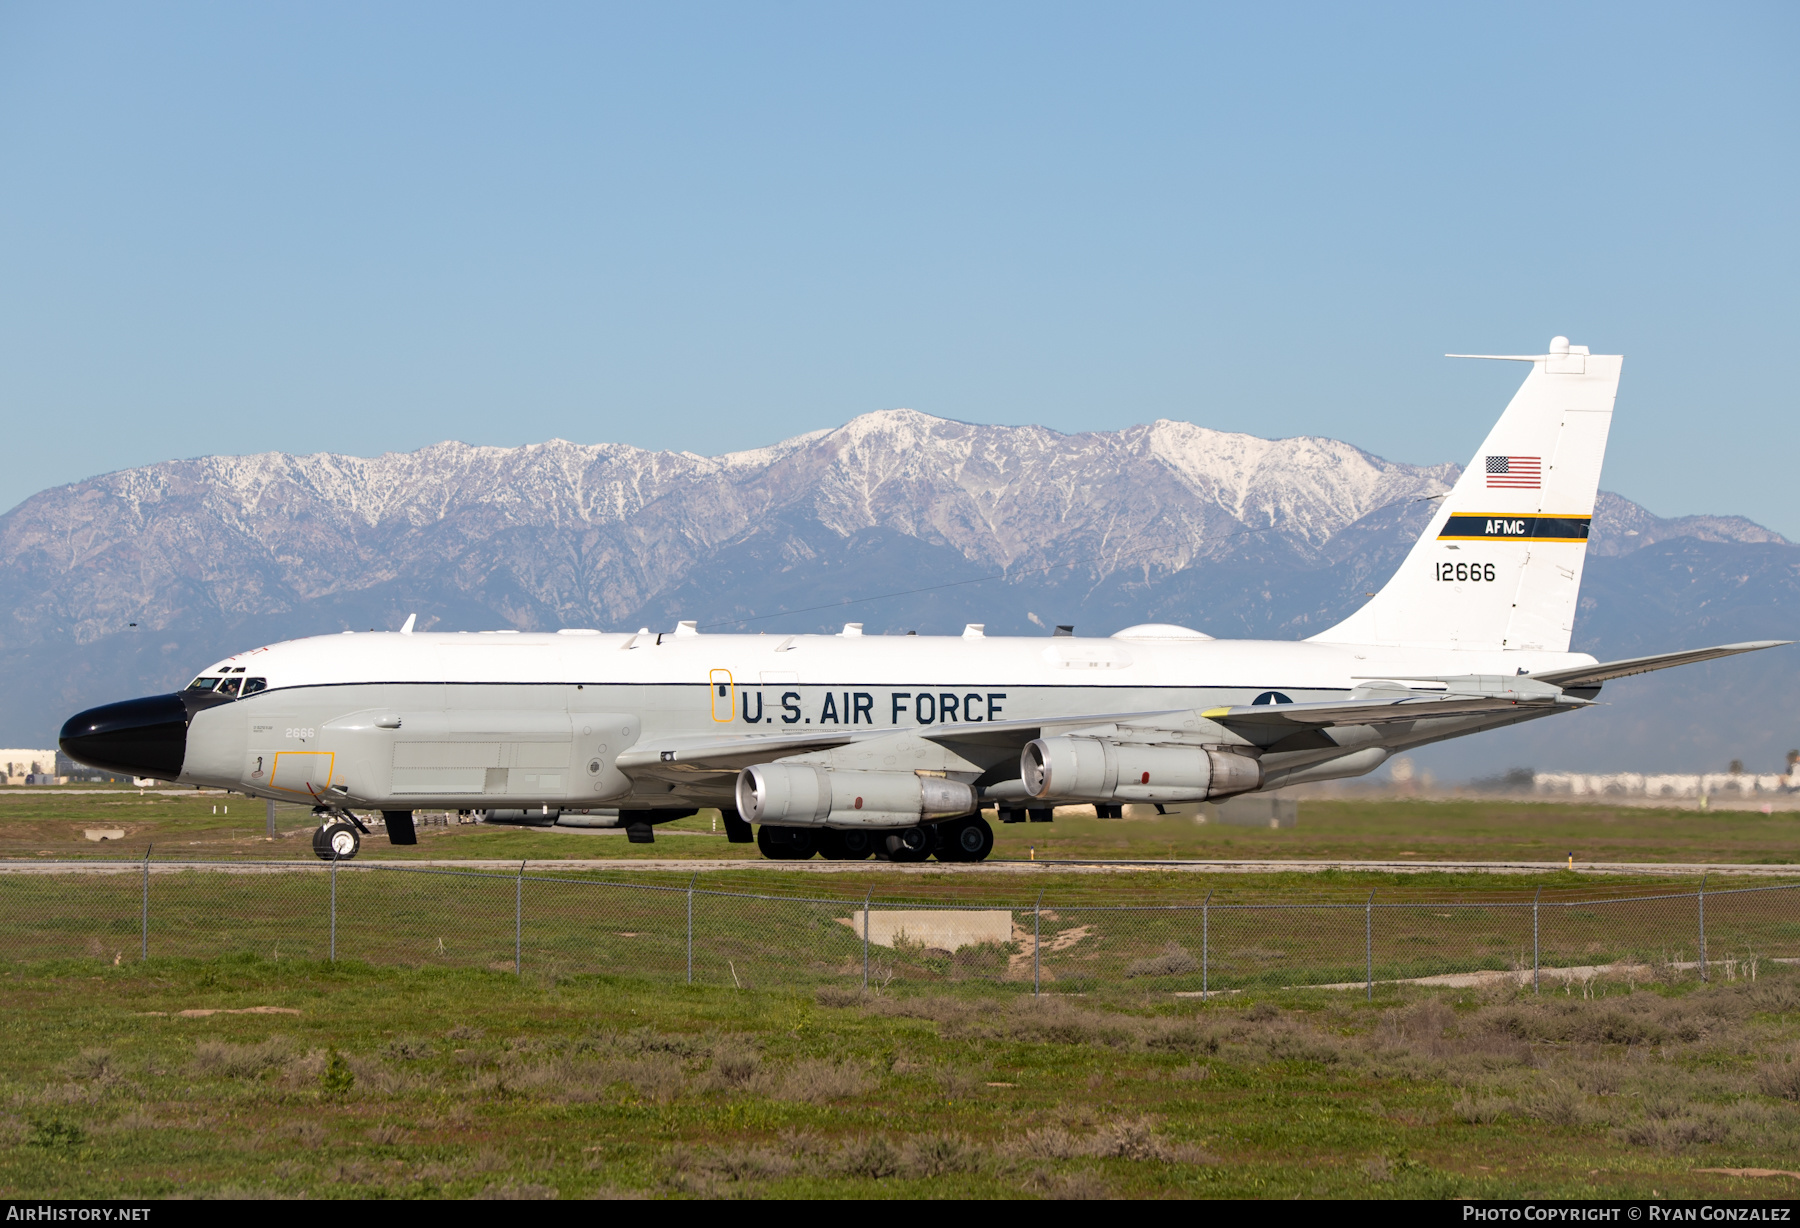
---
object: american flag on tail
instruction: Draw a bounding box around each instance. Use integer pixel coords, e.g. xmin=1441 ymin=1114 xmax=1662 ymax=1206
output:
xmin=1486 ymin=455 xmax=1541 ymax=489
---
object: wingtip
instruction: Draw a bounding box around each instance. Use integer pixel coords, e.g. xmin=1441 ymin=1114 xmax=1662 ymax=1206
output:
xmin=1201 ymin=706 xmax=1233 ymax=718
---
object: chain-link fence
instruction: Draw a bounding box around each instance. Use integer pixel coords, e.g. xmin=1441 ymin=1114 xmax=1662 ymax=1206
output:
xmin=2 ymin=858 xmax=1794 ymax=995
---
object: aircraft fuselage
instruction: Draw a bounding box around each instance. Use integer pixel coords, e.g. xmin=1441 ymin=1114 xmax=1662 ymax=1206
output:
xmin=67 ymin=626 xmax=1594 ymax=815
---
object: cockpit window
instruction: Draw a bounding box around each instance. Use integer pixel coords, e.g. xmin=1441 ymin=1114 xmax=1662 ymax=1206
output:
xmin=185 ymin=675 xmax=266 ymax=698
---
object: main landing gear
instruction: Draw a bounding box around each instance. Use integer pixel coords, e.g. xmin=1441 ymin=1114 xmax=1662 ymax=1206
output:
xmin=753 ymin=816 xmax=994 ymax=863
xmin=939 ymin=815 xmax=995 ymax=862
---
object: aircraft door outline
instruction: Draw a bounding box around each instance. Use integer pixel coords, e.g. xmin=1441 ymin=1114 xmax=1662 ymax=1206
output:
xmin=270 ymin=751 xmax=334 ymax=796
xmin=710 ymin=669 xmax=734 ymax=723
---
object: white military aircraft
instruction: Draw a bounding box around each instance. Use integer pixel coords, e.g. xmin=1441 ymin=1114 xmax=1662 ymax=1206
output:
xmin=60 ymin=339 xmax=1787 ymax=861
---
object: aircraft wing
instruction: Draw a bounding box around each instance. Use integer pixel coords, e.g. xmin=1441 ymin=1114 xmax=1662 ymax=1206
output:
xmin=1202 ymin=687 xmax=1587 ymax=734
xmin=617 ymin=729 xmax=863 ymax=775
xmin=621 ymin=679 xmax=1606 ymax=776
xmin=1528 ymin=640 xmax=1792 ymax=689
xmin=617 ymin=709 xmax=1188 ymax=776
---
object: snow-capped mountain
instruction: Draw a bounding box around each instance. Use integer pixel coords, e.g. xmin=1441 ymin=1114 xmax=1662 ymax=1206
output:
xmin=2 ymin=410 xmax=1793 ymax=774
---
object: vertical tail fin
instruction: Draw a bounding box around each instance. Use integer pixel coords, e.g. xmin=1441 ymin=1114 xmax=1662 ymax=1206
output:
xmin=1311 ymin=338 xmax=1621 ymax=653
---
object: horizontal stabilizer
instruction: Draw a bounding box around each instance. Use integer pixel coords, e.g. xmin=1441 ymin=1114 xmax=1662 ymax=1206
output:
xmin=1529 ymin=640 xmax=1792 ymax=690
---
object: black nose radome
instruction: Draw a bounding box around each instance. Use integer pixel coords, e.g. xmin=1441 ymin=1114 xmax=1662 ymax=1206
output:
xmin=60 ymin=693 xmax=189 ymax=780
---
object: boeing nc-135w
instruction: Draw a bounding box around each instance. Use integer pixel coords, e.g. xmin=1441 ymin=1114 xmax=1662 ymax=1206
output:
xmin=60 ymin=340 xmax=1790 ymax=861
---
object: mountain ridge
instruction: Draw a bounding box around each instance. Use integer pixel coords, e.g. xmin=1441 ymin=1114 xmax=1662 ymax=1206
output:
xmin=2 ymin=409 xmax=1793 ymax=774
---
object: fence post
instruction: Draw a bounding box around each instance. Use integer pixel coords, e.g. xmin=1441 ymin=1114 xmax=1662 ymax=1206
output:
xmin=1698 ymin=872 xmax=1708 ymax=982
xmin=1366 ymin=890 xmax=1374 ymax=1000
xmin=686 ymin=873 xmax=696 ymax=985
xmin=141 ymin=845 xmax=151 ymax=962
xmin=329 ymin=847 xmax=337 ymax=962
xmin=515 ymin=860 xmax=524 ymax=977
xmin=1033 ymin=890 xmax=1043 ymax=997
xmin=1533 ymin=887 xmax=1541 ymax=995
xmin=1202 ymin=888 xmax=1212 ymax=1003
xmin=862 ymin=890 xmax=871 ymax=991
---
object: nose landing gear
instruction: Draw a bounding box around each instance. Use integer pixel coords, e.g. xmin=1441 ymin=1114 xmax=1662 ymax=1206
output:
xmin=311 ymin=805 xmax=369 ymax=860
xmin=312 ymin=821 xmax=361 ymax=861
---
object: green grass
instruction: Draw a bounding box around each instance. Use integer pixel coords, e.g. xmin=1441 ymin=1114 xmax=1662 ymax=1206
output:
xmin=7 ymin=788 xmax=1798 ymax=866
xmin=6 ymin=860 xmax=1798 ymax=1034
xmin=5 ymin=954 xmax=1800 ymax=1198
xmin=7 ymin=789 xmax=1794 ymax=1197
xmin=10 ymin=789 xmax=1798 ymax=1008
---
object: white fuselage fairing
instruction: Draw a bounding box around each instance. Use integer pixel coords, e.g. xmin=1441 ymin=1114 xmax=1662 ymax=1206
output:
xmin=176 ymin=628 xmax=1596 ymax=816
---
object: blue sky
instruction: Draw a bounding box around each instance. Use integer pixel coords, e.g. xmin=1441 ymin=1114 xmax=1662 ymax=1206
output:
xmin=2 ymin=2 xmax=1795 ymax=533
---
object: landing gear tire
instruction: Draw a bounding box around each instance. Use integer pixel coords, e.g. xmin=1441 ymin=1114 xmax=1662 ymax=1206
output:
xmin=756 ymin=824 xmax=817 ymax=860
xmin=935 ymin=815 xmax=994 ymax=862
xmin=817 ymin=829 xmax=876 ymax=861
xmin=880 ymin=827 xmax=932 ymax=863
xmin=312 ymin=821 xmax=360 ymax=861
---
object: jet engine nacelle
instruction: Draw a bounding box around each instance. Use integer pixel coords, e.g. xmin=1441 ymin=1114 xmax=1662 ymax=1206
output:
xmin=736 ymin=763 xmax=977 ymax=828
xmin=1021 ymin=737 xmax=1262 ymax=803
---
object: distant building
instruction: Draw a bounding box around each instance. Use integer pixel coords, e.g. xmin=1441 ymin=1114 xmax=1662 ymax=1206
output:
xmin=54 ymin=751 xmax=136 ymax=784
xmin=1533 ymin=770 xmax=1797 ymax=798
xmin=0 ymin=749 xmax=61 ymax=785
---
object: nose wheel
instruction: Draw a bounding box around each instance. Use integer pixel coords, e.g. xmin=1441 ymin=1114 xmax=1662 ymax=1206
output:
xmin=312 ymin=821 xmax=361 ymax=861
